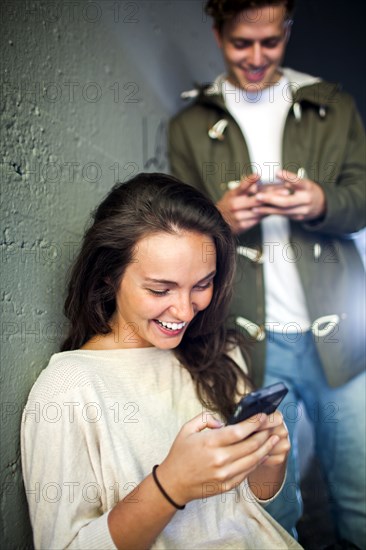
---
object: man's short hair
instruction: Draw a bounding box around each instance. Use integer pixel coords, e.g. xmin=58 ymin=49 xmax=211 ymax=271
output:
xmin=205 ymin=0 xmax=295 ymax=31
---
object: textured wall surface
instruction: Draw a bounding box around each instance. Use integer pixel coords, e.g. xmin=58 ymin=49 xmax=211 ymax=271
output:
xmin=0 ymin=1 xmax=364 ymax=548
xmin=0 ymin=2 xmax=218 ymax=547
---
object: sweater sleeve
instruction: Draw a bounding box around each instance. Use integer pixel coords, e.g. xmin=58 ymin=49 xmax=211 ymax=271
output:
xmin=21 ymin=369 xmax=117 ymax=550
xmin=241 ymin=475 xmax=287 ymax=507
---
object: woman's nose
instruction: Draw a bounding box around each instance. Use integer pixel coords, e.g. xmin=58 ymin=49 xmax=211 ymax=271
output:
xmin=169 ymin=293 xmax=195 ymax=322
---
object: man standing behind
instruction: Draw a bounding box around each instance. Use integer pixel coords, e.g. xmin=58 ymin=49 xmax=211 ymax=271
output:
xmin=169 ymin=0 xmax=366 ymax=546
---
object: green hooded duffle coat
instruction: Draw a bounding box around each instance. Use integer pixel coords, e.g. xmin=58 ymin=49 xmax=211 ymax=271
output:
xmin=169 ymin=69 xmax=366 ymax=387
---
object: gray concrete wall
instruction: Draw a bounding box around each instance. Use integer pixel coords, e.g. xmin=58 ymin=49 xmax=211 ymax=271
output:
xmin=1 ymin=1 xmax=364 ymax=548
xmin=0 ymin=2 xmax=219 ymax=547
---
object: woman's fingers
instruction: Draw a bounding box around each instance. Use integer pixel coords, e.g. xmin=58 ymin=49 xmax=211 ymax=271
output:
xmin=212 ymin=434 xmax=281 ymax=489
xmin=216 ymin=413 xmax=268 ymax=444
xmin=161 ymin=411 xmax=289 ymax=504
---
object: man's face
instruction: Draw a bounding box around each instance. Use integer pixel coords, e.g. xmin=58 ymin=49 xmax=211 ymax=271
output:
xmin=214 ymin=4 xmax=291 ymax=91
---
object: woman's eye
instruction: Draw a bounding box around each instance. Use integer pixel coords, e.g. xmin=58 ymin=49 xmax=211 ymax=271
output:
xmin=148 ymin=289 xmax=169 ymax=296
xmin=195 ymin=281 xmax=213 ymax=291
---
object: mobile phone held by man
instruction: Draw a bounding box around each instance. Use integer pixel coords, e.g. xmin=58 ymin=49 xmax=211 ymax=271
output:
xmin=257 ymin=177 xmax=285 ymax=191
xmin=227 ymin=382 xmax=288 ymax=425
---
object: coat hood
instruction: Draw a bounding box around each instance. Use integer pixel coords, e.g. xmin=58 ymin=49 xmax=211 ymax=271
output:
xmin=180 ymin=68 xmax=340 ymax=120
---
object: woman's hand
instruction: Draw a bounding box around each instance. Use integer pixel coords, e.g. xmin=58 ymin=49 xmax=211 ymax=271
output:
xmin=247 ymin=410 xmax=290 ymax=500
xmin=109 ymin=412 xmax=290 ymax=549
xmin=156 ymin=412 xmax=281 ymax=506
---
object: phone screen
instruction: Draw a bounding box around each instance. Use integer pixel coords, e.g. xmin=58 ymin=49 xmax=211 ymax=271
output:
xmin=257 ymin=178 xmax=286 ymax=192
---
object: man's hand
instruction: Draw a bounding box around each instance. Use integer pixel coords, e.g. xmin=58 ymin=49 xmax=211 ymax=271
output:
xmin=253 ymin=169 xmax=326 ymax=222
xmin=216 ymin=174 xmax=263 ymax=233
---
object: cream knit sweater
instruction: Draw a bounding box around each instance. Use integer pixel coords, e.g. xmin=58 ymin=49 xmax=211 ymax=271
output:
xmin=21 ymin=346 xmax=301 ymax=549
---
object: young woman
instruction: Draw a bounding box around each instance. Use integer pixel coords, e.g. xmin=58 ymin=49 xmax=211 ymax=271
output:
xmin=21 ymin=173 xmax=300 ymax=549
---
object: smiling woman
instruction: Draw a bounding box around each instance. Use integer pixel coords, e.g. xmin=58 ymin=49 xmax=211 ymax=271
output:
xmin=100 ymin=231 xmax=216 ymax=350
xmin=60 ymin=172 xmax=243 ymax=419
xmin=21 ymin=173 xmax=299 ymax=550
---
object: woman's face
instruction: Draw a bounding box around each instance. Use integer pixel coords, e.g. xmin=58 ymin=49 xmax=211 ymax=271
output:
xmin=109 ymin=230 xmax=217 ymax=349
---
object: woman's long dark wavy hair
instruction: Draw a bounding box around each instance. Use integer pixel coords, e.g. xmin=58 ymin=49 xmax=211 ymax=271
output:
xmin=61 ymin=172 xmax=250 ymax=420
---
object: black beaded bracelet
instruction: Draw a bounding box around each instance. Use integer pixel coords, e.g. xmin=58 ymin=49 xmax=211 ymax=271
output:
xmin=152 ymin=465 xmax=185 ymax=510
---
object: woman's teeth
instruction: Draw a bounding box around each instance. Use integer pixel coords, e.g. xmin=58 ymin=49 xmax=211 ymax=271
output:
xmin=156 ymin=320 xmax=186 ymax=331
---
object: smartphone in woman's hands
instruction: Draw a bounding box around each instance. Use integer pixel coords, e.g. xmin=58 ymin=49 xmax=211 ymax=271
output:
xmin=227 ymin=383 xmax=288 ymax=425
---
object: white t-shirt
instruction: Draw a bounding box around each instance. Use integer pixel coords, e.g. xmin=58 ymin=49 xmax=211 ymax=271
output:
xmin=224 ymin=76 xmax=311 ymax=332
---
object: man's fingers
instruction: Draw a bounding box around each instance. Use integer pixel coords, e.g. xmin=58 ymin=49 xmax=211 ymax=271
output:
xmin=254 ymin=190 xmax=305 ymax=208
xmin=276 ymin=169 xmax=305 ymax=186
xmin=232 ymin=174 xmax=261 ymax=195
xmin=231 ymin=194 xmax=260 ymax=211
xmin=253 ymin=205 xmax=309 ymax=219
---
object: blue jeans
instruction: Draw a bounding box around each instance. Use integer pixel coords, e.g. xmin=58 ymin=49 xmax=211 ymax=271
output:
xmin=263 ymin=330 xmax=366 ymax=548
